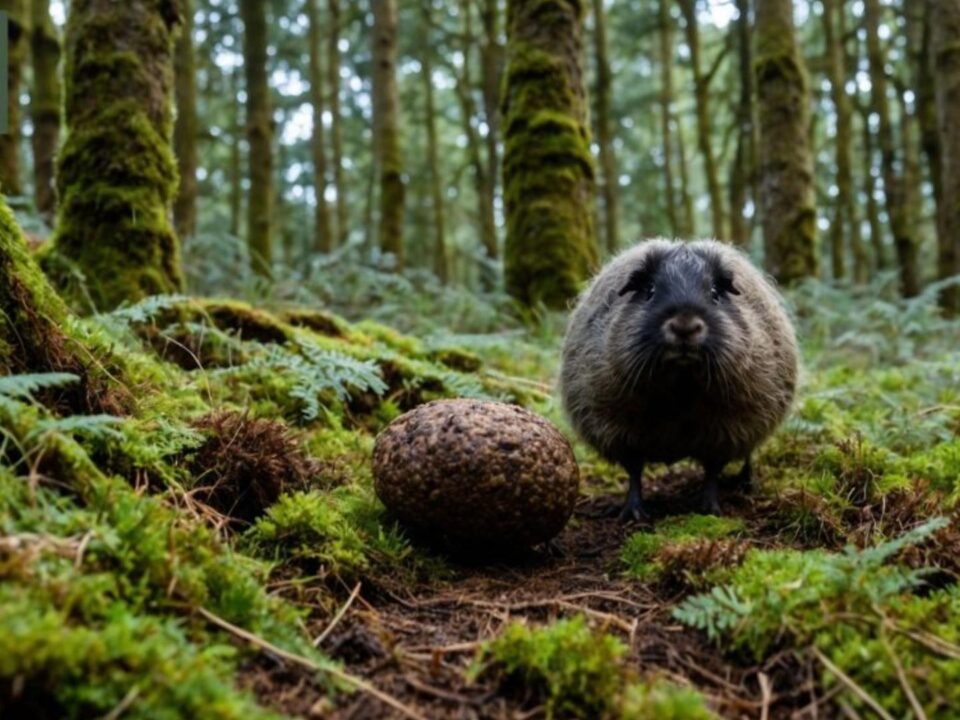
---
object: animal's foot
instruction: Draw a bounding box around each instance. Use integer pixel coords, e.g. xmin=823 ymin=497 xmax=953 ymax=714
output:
xmin=617 ymin=498 xmax=652 ymax=527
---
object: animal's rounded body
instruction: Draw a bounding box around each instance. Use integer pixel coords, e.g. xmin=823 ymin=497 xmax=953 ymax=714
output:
xmin=560 ymin=239 xmax=798 ymax=515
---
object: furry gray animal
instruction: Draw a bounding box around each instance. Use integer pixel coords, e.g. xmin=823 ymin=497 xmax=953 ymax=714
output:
xmin=560 ymin=239 xmax=798 ymax=520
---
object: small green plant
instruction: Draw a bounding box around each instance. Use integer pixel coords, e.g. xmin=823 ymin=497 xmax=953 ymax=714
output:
xmin=622 ymin=514 xmax=745 ymax=580
xmin=620 ymin=680 xmax=716 ymax=720
xmin=473 ymin=615 xmax=628 ymax=719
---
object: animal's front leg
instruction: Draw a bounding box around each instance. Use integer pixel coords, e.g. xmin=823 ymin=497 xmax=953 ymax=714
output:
xmin=731 ymin=454 xmax=753 ymax=492
xmin=619 ymin=459 xmax=651 ymax=525
xmin=700 ymin=461 xmax=723 ymax=515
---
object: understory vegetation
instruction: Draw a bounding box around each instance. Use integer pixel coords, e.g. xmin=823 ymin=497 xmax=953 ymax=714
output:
xmin=2 ymin=252 xmax=960 ymax=718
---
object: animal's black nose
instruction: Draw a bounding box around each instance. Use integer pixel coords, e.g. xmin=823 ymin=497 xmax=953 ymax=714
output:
xmin=663 ymin=314 xmax=707 ymax=344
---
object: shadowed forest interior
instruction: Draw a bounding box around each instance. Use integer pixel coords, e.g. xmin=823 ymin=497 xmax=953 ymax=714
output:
xmin=2 ymin=0 xmax=960 ymax=718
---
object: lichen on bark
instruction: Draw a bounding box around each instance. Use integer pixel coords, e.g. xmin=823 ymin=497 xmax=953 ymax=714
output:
xmin=49 ymin=0 xmax=184 ymax=312
xmin=502 ymin=0 xmax=598 ymax=310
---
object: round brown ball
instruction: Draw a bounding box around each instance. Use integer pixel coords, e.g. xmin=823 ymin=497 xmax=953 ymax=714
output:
xmin=373 ymin=399 xmax=580 ymax=549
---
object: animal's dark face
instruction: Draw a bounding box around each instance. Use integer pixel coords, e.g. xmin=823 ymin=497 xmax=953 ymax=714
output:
xmin=609 ymin=245 xmax=744 ymax=389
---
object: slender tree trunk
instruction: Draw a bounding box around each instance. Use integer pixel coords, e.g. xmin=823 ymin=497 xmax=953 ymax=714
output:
xmin=916 ymin=2 xmax=942 ymax=210
xmin=52 ymin=0 xmax=183 ymax=311
xmin=864 ymin=0 xmax=919 ymax=296
xmin=503 ymin=0 xmax=597 ymax=309
xmin=859 ymin=104 xmax=886 ymax=272
xmin=755 ymin=0 xmax=817 ymax=283
xmin=590 ymin=0 xmax=619 ymax=254
xmin=371 ymin=0 xmax=404 ymax=269
xmin=241 ymin=0 xmax=273 ymax=276
xmin=479 ymin=0 xmax=503 ymax=258
xmin=174 ymin=0 xmax=199 ymax=240
xmin=676 ymin=112 xmax=696 ymax=237
xmin=0 ymin=1 xmax=26 ymax=196
xmin=823 ymin=0 xmax=852 ymax=280
xmin=420 ymin=1 xmax=448 ymax=283
xmin=931 ymin=0 xmax=960 ymax=314
xmin=307 ymin=0 xmax=333 ymax=254
xmin=455 ymin=0 xmax=497 ymax=286
xmin=30 ymin=0 xmax=62 ymax=221
xmin=229 ymin=67 xmax=243 ymax=238
xmin=728 ymin=0 xmax=755 ymax=247
xmin=678 ymin=0 xmax=726 ymax=240
xmin=657 ymin=0 xmax=679 ymax=237
xmin=328 ymin=0 xmax=348 ymax=246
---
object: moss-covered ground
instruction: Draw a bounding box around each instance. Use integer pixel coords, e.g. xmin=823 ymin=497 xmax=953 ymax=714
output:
xmin=3 ymin=262 xmax=960 ymax=718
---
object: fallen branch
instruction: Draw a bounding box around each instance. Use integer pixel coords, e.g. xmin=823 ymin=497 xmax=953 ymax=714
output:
xmin=812 ymin=647 xmax=895 ymax=720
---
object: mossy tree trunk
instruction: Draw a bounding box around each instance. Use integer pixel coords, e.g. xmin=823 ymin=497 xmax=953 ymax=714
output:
xmin=590 ymin=0 xmax=619 ymax=255
xmin=754 ymin=0 xmax=818 ymax=283
xmin=657 ymin=0 xmax=679 ymax=237
xmin=931 ymin=0 xmax=960 ymax=314
xmin=502 ymin=0 xmax=597 ymax=309
xmin=676 ymin=94 xmax=696 ymax=237
xmin=0 ymin=196 xmax=126 ymax=414
xmin=240 ymin=0 xmax=273 ymax=276
xmin=307 ymin=0 xmax=333 ymax=254
xmin=420 ymin=0 xmax=448 ymax=284
xmin=52 ymin=0 xmax=183 ymax=312
xmin=173 ymin=0 xmax=198 ymax=240
xmin=0 ymin=0 xmax=27 ymax=196
xmin=30 ymin=0 xmax=62 ymax=222
xmin=371 ymin=0 xmax=404 ymax=270
xmin=864 ymin=0 xmax=920 ymax=297
xmin=858 ymin=102 xmax=887 ymax=272
xmin=328 ymin=0 xmax=348 ymax=246
xmin=678 ymin=0 xmax=726 ymax=241
xmin=728 ymin=0 xmax=755 ymax=248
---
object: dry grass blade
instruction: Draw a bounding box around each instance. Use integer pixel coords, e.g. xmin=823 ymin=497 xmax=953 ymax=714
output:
xmin=812 ymin=648 xmax=895 ymax=720
xmin=314 ymin=582 xmax=362 ymax=647
xmin=195 ymin=606 xmax=428 ymax=720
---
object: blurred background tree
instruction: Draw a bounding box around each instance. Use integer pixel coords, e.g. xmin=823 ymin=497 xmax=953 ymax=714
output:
xmin=1 ymin=0 xmax=959 ymax=314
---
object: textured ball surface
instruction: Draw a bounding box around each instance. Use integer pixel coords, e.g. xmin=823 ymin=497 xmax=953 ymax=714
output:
xmin=373 ymin=399 xmax=580 ymax=548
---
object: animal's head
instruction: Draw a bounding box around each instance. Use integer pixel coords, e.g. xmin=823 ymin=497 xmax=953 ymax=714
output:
xmin=605 ymin=243 xmax=748 ymax=389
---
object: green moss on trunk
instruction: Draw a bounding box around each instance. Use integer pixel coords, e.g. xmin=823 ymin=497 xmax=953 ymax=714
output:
xmin=173 ymin=0 xmax=198 ymax=240
xmin=0 ymin=0 xmax=27 ymax=196
xmin=50 ymin=0 xmax=183 ymax=312
xmin=755 ymin=0 xmax=818 ymax=284
xmin=502 ymin=0 xmax=598 ymax=309
xmin=30 ymin=0 xmax=62 ymax=221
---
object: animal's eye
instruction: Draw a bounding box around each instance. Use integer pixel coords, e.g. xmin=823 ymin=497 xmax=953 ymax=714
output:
xmin=618 ymin=268 xmax=656 ymax=300
xmin=712 ymin=272 xmax=741 ymax=302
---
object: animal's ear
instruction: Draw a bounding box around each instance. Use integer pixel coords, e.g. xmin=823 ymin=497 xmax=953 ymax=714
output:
xmin=715 ymin=268 xmax=741 ymax=296
xmin=618 ymin=266 xmax=653 ymax=297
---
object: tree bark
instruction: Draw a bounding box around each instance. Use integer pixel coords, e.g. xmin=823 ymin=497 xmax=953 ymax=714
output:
xmin=479 ymin=0 xmax=503 ymax=260
xmin=502 ymin=0 xmax=597 ymax=309
xmin=858 ymin=102 xmax=887 ymax=272
xmin=755 ymin=0 xmax=818 ymax=283
xmin=420 ymin=1 xmax=448 ymax=284
xmin=822 ymin=0 xmax=860 ymax=281
xmin=30 ymin=0 xmax=62 ymax=222
xmin=0 ymin=0 xmax=27 ymax=196
xmin=678 ymin=0 xmax=726 ymax=240
xmin=657 ymin=0 xmax=679 ymax=237
xmin=307 ymin=0 xmax=333 ymax=254
xmin=728 ymin=0 xmax=755 ymax=247
xmin=51 ymin=0 xmax=183 ymax=311
xmin=371 ymin=0 xmax=404 ymax=269
xmin=676 ymin=108 xmax=696 ymax=237
xmin=240 ymin=0 xmax=273 ymax=276
xmin=931 ymin=0 xmax=960 ymax=313
xmin=864 ymin=0 xmax=920 ymax=296
xmin=328 ymin=0 xmax=348 ymax=246
xmin=590 ymin=0 xmax=619 ymax=254
xmin=174 ymin=0 xmax=199 ymax=240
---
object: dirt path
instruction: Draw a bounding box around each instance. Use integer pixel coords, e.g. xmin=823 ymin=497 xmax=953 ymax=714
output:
xmin=243 ymin=473 xmax=826 ymax=720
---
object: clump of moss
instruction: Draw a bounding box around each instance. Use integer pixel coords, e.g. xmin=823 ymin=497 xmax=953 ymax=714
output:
xmin=622 ymin=515 xmax=746 ymax=581
xmin=187 ymin=411 xmax=320 ymax=524
xmin=474 ymin=615 xmax=627 ymax=719
xmin=474 ymin=615 xmax=715 ymax=719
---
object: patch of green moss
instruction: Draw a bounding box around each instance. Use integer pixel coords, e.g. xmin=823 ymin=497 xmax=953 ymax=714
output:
xmin=622 ymin=515 xmax=746 ymax=580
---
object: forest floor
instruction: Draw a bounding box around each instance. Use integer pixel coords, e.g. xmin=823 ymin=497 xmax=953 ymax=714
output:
xmin=252 ymin=472 xmax=819 ymax=720
xmin=4 ymin=233 xmax=960 ymax=720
